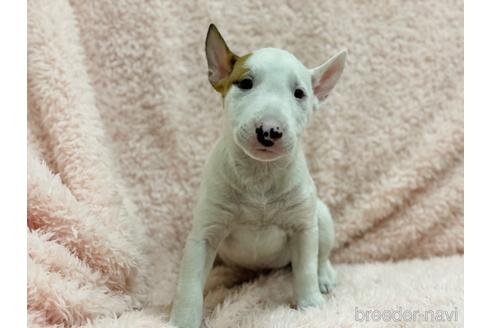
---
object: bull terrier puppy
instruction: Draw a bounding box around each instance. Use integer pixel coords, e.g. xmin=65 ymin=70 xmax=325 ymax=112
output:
xmin=170 ymin=24 xmax=346 ymax=328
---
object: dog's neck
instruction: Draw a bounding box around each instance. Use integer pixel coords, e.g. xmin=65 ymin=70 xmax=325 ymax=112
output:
xmin=220 ymin=129 xmax=303 ymax=194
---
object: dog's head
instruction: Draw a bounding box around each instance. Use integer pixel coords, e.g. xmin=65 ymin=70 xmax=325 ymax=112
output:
xmin=206 ymin=24 xmax=346 ymax=162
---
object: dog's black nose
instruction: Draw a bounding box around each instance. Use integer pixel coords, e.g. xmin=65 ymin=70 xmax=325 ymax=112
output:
xmin=256 ymin=125 xmax=283 ymax=147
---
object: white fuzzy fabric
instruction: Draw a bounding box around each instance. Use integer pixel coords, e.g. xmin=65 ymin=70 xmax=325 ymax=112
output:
xmin=79 ymin=256 xmax=464 ymax=328
xmin=27 ymin=0 xmax=463 ymax=327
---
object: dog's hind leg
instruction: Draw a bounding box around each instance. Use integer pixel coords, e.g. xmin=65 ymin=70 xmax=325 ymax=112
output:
xmin=316 ymin=199 xmax=337 ymax=293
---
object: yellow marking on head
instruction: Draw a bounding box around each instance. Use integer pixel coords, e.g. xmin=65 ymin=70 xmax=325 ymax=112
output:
xmin=211 ymin=53 xmax=252 ymax=97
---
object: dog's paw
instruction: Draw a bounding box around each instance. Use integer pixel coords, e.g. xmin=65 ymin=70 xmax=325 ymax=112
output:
xmin=170 ymin=308 xmax=201 ymax=328
xmin=169 ymin=316 xmax=201 ymax=328
xmin=318 ymin=271 xmax=336 ymax=294
xmin=318 ymin=264 xmax=337 ymax=294
xmin=297 ymin=292 xmax=326 ymax=310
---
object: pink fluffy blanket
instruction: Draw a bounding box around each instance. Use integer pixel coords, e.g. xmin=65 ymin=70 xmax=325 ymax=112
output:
xmin=27 ymin=0 xmax=463 ymax=327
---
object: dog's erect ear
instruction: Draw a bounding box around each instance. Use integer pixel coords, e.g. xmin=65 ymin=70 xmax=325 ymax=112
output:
xmin=310 ymin=50 xmax=347 ymax=108
xmin=206 ymin=24 xmax=238 ymax=86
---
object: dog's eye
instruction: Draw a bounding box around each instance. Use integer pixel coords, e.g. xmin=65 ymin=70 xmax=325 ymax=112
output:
xmin=294 ymin=88 xmax=305 ymax=99
xmin=236 ymin=77 xmax=253 ymax=90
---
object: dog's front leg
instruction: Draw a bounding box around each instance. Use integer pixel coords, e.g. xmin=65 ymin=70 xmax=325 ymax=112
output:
xmin=170 ymin=223 xmax=226 ymax=328
xmin=290 ymin=226 xmax=326 ymax=309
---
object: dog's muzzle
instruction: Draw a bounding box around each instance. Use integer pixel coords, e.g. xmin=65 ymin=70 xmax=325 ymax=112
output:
xmin=255 ymin=124 xmax=283 ymax=147
xmin=239 ymin=117 xmax=286 ymax=161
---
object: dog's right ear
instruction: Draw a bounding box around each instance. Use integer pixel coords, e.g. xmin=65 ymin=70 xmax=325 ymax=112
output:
xmin=310 ymin=50 xmax=347 ymax=109
xmin=206 ymin=24 xmax=238 ymax=87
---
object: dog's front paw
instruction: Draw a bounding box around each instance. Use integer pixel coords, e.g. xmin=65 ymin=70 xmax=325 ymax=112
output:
xmin=170 ymin=307 xmax=201 ymax=328
xmin=169 ymin=316 xmax=201 ymax=328
xmin=297 ymin=292 xmax=326 ymax=310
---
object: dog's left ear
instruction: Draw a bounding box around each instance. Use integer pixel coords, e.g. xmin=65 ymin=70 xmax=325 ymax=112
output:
xmin=310 ymin=50 xmax=347 ymax=109
xmin=205 ymin=24 xmax=238 ymax=88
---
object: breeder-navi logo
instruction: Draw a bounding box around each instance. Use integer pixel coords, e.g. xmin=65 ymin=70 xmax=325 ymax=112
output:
xmin=354 ymin=306 xmax=458 ymax=323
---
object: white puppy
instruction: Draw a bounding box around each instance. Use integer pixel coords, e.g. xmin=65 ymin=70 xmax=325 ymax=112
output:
xmin=170 ymin=24 xmax=346 ymax=328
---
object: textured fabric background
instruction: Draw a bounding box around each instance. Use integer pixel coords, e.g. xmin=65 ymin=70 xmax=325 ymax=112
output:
xmin=27 ymin=0 xmax=463 ymax=326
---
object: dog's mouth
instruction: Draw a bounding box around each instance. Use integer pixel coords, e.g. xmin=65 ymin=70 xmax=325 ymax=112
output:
xmin=235 ymin=141 xmax=285 ymax=162
xmin=246 ymin=146 xmax=286 ymax=161
xmin=233 ymin=130 xmax=290 ymax=162
xmin=256 ymin=148 xmax=277 ymax=153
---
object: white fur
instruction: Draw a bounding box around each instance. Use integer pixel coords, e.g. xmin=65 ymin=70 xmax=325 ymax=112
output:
xmin=170 ymin=29 xmax=346 ymax=328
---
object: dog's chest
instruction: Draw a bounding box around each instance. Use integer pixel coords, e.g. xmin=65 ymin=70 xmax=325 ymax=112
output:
xmin=235 ymin=191 xmax=290 ymax=226
xmin=227 ymin=181 xmax=316 ymax=229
